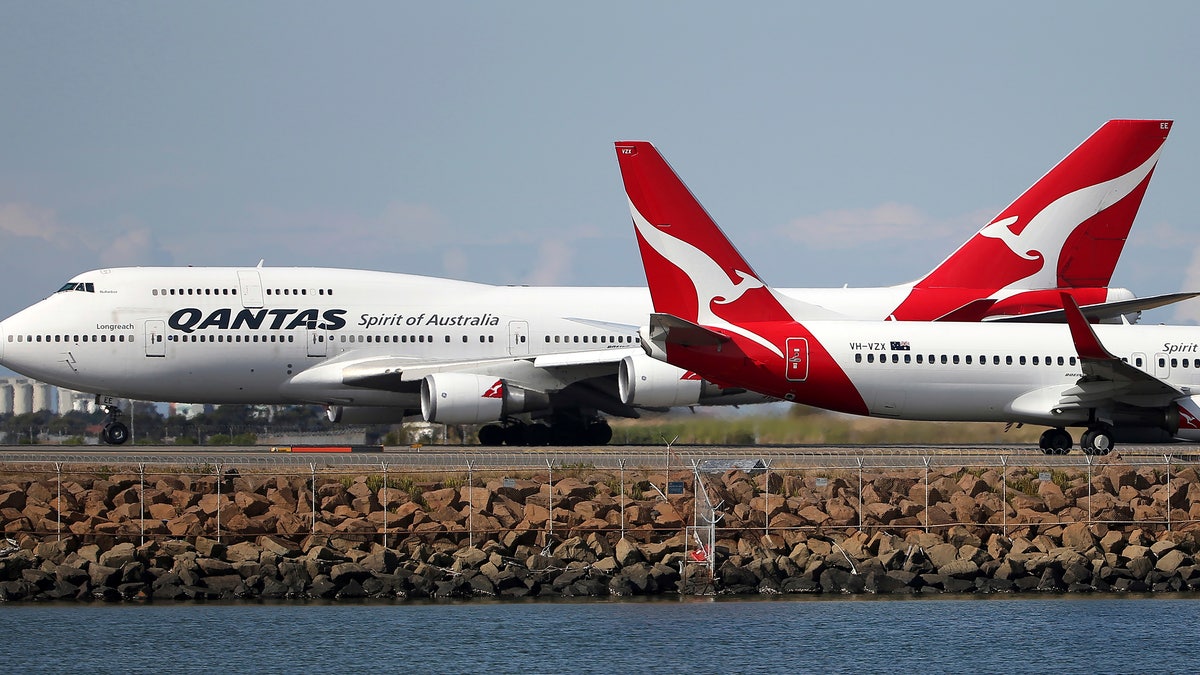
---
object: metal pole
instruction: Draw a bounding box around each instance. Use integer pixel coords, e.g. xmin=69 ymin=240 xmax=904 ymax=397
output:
xmin=139 ymin=463 xmax=146 ymax=547
xmin=382 ymin=462 xmax=389 ymax=549
xmin=467 ymin=459 xmax=475 ymax=549
xmin=857 ymin=457 xmax=865 ymax=531
xmin=619 ymin=458 xmax=626 ymax=541
xmin=215 ymin=463 xmax=223 ymax=542
xmin=55 ymin=462 xmax=62 ymax=542
xmin=763 ymin=459 xmax=771 ymax=542
xmin=1085 ymin=455 xmax=1094 ymax=526
xmin=1165 ymin=454 xmax=1172 ymax=532
xmin=546 ymin=459 xmax=554 ymax=540
xmin=310 ymin=463 xmax=317 ymax=533
xmin=922 ymin=456 xmax=931 ymax=533
xmin=1001 ymin=456 xmax=1008 ymax=538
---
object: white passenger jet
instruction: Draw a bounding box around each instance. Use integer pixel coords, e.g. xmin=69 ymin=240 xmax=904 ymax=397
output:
xmin=618 ymin=137 xmax=1200 ymax=454
xmin=0 ymin=120 xmax=1176 ymax=446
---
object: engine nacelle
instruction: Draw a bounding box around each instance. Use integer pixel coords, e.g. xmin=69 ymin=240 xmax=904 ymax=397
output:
xmin=1172 ymin=396 xmax=1200 ymax=441
xmin=619 ymin=353 xmax=703 ymax=407
xmin=420 ymin=373 xmax=547 ymax=424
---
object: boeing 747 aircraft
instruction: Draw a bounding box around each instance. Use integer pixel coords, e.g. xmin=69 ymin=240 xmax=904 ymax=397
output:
xmin=0 ymin=120 xmax=1177 ymax=445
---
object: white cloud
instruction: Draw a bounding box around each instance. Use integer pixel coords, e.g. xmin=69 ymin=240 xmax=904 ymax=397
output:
xmin=777 ymin=202 xmax=995 ymax=249
xmin=97 ymin=228 xmax=173 ymax=268
xmin=522 ymin=239 xmax=574 ymax=286
xmin=441 ymin=247 xmax=470 ymax=278
xmin=0 ymin=202 xmax=66 ymax=243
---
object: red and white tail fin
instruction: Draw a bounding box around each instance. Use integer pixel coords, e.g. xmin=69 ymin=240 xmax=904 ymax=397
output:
xmin=908 ymin=119 xmax=1171 ymax=296
xmin=615 ymin=141 xmax=800 ymax=329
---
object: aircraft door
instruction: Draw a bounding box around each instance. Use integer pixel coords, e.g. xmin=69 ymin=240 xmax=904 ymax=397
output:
xmin=307 ymin=329 xmax=327 ymax=357
xmin=508 ymin=321 xmax=529 ymax=356
xmin=237 ymin=270 xmax=264 ymax=308
xmin=145 ymin=320 xmax=166 ymax=357
xmin=785 ymin=337 xmax=808 ymax=382
xmin=1155 ymin=352 xmax=1171 ymax=379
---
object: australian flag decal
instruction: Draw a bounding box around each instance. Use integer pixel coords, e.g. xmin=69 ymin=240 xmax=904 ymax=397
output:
xmin=890 ymin=341 xmax=911 ymax=351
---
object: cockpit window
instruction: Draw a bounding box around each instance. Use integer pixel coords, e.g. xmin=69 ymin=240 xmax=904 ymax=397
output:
xmin=56 ymin=282 xmax=96 ymax=293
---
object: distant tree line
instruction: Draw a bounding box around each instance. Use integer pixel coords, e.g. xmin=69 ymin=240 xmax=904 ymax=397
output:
xmin=0 ymin=404 xmax=369 ymax=445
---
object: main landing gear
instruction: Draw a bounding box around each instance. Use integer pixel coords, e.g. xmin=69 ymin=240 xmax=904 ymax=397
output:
xmin=477 ymin=417 xmax=613 ymax=447
xmin=100 ymin=405 xmax=130 ymax=445
xmin=1038 ymin=425 xmax=1115 ymax=455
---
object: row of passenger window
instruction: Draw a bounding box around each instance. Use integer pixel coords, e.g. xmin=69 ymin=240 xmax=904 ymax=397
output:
xmin=857 ymin=353 xmax=1079 ymax=366
xmin=167 ymin=334 xmax=294 ymax=343
xmin=265 ymin=288 xmax=334 ymax=296
xmin=545 ymin=335 xmax=636 ymax=344
xmin=154 ymin=288 xmax=239 ymax=296
xmin=10 ymin=334 xmax=134 ymax=344
xmin=854 ymin=352 xmax=1200 ymax=369
xmin=151 ymin=288 xmax=337 ymax=297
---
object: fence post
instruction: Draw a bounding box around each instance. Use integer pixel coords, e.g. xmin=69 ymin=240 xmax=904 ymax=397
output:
xmin=546 ymin=459 xmax=554 ymax=543
xmin=310 ymin=463 xmax=317 ymax=534
xmin=763 ymin=459 xmax=771 ymax=542
xmin=619 ymin=458 xmax=626 ymax=541
xmin=467 ymin=459 xmax=475 ymax=549
xmin=55 ymin=462 xmax=62 ymax=542
xmin=381 ymin=462 xmax=389 ymax=549
xmin=139 ymin=463 xmax=146 ymax=547
xmin=1000 ymin=455 xmax=1008 ymax=539
xmin=1165 ymin=454 xmax=1173 ymax=532
xmin=215 ymin=463 xmax=223 ymax=542
xmin=1085 ymin=455 xmax=1094 ymax=526
xmin=857 ymin=457 xmax=865 ymax=531
xmin=922 ymin=456 xmax=931 ymax=533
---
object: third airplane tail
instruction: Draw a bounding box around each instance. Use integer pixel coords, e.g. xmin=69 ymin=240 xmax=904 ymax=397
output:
xmin=893 ymin=119 xmax=1172 ymax=319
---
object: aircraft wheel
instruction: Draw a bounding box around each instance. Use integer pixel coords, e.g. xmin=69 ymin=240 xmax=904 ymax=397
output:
xmin=524 ymin=423 xmax=551 ymax=446
xmin=102 ymin=422 xmax=130 ymax=445
xmin=1080 ymin=430 xmax=1096 ymax=452
xmin=1041 ymin=428 xmax=1071 ymax=455
xmin=477 ymin=424 xmax=505 ymax=446
xmin=1051 ymin=429 xmax=1073 ymax=455
xmin=1038 ymin=429 xmax=1056 ymax=451
xmin=502 ymin=423 xmax=527 ymax=446
xmin=584 ymin=420 xmax=613 ymax=445
xmin=1082 ymin=427 xmax=1114 ymax=455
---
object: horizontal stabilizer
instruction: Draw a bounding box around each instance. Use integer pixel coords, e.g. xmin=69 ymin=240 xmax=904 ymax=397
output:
xmin=984 ymin=291 xmax=1200 ymax=324
xmin=648 ymin=313 xmax=730 ymax=348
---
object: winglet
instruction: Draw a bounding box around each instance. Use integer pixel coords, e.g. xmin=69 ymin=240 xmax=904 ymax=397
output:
xmin=1061 ymin=292 xmax=1114 ymax=360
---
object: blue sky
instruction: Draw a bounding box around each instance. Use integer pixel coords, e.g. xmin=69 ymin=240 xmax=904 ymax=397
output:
xmin=2 ymin=2 xmax=1199 ymax=323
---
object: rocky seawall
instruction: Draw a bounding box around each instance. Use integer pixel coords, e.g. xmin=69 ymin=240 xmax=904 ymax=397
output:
xmin=2 ymin=459 xmax=1199 ymax=601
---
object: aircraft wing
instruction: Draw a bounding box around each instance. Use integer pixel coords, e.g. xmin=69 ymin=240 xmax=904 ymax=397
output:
xmin=984 ymin=291 xmax=1200 ymax=324
xmin=293 ymin=348 xmax=640 ymax=395
xmin=1055 ymin=293 xmax=1184 ymax=410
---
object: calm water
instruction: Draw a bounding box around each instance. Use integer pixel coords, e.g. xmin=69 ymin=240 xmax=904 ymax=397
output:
xmin=3 ymin=596 xmax=1198 ymax=673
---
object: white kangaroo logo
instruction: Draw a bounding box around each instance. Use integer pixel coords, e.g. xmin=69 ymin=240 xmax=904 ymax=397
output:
xmin=978 ymin=147 xmax=1163 ymax=292
xmin=629 ymin=198 xmax=782 ymax=358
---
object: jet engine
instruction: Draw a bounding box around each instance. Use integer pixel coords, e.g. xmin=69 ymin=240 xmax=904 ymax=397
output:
xmin=618 ymin=353 xmax=703 ymax=407
xmin=420 ymin=373 xmax=547 ymax=424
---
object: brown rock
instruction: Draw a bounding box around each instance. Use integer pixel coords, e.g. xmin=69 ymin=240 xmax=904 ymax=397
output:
xmin=1061 ymin=522 xmax=1096 ymax=552
xmin=423 ymin=487 xmax=462 ymax=512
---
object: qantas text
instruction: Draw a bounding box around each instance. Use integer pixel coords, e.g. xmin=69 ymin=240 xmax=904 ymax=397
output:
xmin=168 ymin=308 xmax=347 ymax=334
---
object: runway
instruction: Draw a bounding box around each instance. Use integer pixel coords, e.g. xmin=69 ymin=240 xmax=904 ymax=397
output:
xmin=0 ymin=443 xmax=1196 ymax=470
